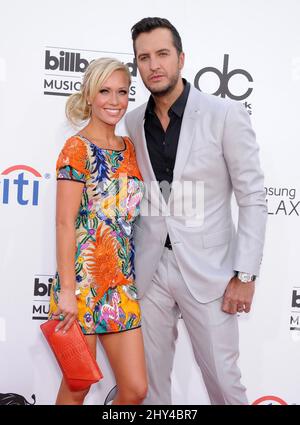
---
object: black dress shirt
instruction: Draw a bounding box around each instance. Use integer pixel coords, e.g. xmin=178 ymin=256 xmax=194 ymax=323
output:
xmin=144 ymin=79 xmax=190 ymax=247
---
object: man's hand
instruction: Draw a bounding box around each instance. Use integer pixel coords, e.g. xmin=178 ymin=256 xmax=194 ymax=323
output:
xmin=222 ymin=276 xmax=255 ymax=314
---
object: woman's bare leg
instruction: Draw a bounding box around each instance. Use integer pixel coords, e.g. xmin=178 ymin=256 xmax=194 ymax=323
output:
xmin=99 ymin=327 xmax=148 ymax=405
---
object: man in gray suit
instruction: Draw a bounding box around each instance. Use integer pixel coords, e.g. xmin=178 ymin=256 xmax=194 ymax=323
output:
xmin=125 ymin=17 xmax=267 ymax=405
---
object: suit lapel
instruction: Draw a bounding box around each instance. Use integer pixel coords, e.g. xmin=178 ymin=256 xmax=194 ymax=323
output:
xmin=134 ymin=107 xmax=167 ymax=211
xmin=133 ymin=86 xmax=201 ymax=211
xmin=172 ymin=87 xmax=198 ymax=184
xmin=134 ymin=110 xmax=156 ymax=183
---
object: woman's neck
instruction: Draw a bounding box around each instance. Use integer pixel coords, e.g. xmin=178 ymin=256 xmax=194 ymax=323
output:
xmin=82 ymin=119 xmax=116 ymax=144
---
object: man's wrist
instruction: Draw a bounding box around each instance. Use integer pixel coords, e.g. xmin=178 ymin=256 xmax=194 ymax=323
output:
xmin=234 ymin=271 xmax=256 ymax=283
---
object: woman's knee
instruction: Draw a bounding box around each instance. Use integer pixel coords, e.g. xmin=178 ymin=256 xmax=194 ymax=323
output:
xmin=69 ymin=387 xmax=91 ymax=404
xmin=56 ymin=380 xmax=91 ymax=405
xmin=134 ymin=382 xmax=148 ymax=402
xmin=119 ymin=380 xmax=148 ymax=403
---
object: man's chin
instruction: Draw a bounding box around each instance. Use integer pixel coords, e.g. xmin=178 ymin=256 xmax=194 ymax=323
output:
xmin=147 ymin=84 xmax=173 ymax=97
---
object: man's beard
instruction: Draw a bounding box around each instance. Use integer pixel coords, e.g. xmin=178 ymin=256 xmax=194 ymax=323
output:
xmin=145 ymin=71 xmax=180 ymax=97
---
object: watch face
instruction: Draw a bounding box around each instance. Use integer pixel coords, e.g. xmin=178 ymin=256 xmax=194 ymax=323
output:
xmin=238 ymin=272 xmax=252 ymax=283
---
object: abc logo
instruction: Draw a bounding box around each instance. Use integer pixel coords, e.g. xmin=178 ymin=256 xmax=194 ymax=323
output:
xmin=194 ymin=54 xmax=253 ymax=100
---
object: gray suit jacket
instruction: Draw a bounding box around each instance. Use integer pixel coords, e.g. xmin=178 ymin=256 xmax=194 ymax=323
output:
xmin=125 ymin=86 xmax=267 ymax=302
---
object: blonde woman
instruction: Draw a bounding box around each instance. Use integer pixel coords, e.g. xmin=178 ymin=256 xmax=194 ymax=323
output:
xmin=49 ymin=58 xmax=147 ymax=405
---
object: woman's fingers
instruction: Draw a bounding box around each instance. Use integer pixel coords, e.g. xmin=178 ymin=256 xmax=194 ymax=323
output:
xmin=51 ymin=307 xmax=62 ymax=318
xmin=54 ymin=312 xmax=76 ymax=333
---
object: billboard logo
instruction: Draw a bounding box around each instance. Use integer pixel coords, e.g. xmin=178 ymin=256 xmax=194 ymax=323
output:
xmin=292 ymin=289 xmax=300 ymax=309
xmin=45 ymin=50 xmax=89 ymax=73
xmin=290 ymin=287 xmax=300 ymax=332
xmin=32 ymin=275 xmax=54 ymax=320
xmin=44 ymin=47 xmax=137 ymax=100
xmin=0 ymin=165 xmax=43 ymax=206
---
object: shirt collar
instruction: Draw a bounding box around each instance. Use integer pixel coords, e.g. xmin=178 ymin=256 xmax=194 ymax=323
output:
xmin=145 ymin=78 xmax=190 ymax=118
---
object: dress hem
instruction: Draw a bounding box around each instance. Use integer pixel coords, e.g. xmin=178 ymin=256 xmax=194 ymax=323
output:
xmin=83 ymin=324 xmax=141 ymax=336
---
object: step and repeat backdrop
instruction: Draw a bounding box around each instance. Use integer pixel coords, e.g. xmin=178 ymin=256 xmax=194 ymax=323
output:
xmin=0 ymin=0 xmax=300 ymax=405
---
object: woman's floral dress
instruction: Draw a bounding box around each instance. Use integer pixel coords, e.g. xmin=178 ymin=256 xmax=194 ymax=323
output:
xmin=49 ymin=135 xmax=145 ymax=334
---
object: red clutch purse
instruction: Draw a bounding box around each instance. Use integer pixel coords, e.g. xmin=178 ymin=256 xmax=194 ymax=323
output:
xmin=40 ymin=319 xmax=103 ymax=391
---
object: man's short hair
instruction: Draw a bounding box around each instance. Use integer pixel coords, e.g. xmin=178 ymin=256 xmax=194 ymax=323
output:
xmin=131 ymin=17 xmax=183 ymax=55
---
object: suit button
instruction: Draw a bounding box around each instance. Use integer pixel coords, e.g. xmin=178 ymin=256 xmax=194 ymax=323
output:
xmin=166 ymin=168 xmax=170 ymax=172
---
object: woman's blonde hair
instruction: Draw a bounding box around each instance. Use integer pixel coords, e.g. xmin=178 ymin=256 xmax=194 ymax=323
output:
xmin=65 ymin=57 xmax=131 ymax=126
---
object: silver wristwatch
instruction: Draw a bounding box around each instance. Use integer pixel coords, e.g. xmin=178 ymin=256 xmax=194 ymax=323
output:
xmin=235 ymin=271 xmax=256 ymax=283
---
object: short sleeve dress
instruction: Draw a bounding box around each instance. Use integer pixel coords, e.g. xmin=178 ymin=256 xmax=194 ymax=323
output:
xmin=49 ymin=135 xmax=145 ymax=335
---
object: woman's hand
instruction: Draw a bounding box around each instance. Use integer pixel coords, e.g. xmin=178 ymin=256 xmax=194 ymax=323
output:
xmin=52 ymin=288 xmax=78 ymax=333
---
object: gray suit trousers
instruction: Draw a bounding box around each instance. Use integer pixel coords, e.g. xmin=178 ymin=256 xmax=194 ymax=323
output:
xmin=140 ymin=248 xmax=248 ymax=405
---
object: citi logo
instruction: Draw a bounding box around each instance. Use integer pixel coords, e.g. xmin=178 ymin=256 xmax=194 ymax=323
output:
xmin=0 ymin=165 xmax=42 ymax=206
xmin=252 ymin=395 xmax=288 ymax=405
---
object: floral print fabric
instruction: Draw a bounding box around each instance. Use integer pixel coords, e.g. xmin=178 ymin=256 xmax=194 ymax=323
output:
xmin=49 ymin=135 xmax=144 ymax=334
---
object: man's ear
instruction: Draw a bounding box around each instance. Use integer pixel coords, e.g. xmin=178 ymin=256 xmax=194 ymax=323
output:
xmin=179 ymin=51 xmax=185 ymax=70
